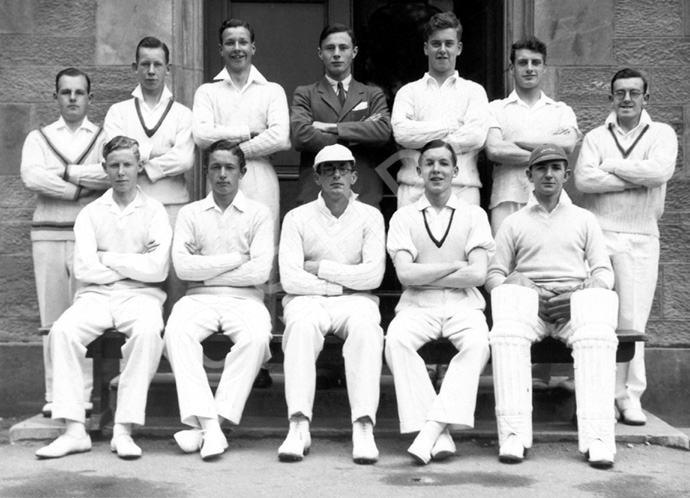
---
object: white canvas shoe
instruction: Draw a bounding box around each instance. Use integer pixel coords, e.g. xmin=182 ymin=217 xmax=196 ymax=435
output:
xmin=352 ymin=418 xmax=378 ymax=464
xmin=36 ymin=434 xmax=92 ymax=459
xmin=278 ymin=418 xmax=311 ymax=462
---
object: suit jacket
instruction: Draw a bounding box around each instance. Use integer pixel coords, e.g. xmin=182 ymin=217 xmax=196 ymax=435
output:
xmin=291 ymin=77 xmax=392 ymax=171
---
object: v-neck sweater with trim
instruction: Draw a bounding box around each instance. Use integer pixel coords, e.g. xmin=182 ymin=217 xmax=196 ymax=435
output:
xmin=574 ymin=111 xmax=677 ymax=237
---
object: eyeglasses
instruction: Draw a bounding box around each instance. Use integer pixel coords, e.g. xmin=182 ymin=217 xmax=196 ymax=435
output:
xmin=613 ymin=90 xmax=644 ymax=100
xmin=319 ymin=165 xmax=353 ymax=176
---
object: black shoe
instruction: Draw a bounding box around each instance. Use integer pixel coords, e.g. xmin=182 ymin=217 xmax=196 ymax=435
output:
xmin=253 ymin=368 xmax=273 ymax=389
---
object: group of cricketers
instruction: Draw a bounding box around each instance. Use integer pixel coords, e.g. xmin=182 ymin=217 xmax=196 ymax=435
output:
xmin=21 ymin=11 xmax=676 ymax=471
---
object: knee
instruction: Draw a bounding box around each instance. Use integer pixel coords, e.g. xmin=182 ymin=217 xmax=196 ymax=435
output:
xmin=384 ymin=322 xmax=413 ymax=355
xmin=491 ymin=285 xmax=539 ymax=325
xmin=464 ymin=329 xmax=490 ymax=355
xmin=571 ymin=289 xmax=618 ymax=331
xmin=130 ymin=317 xmax=164 ymax=344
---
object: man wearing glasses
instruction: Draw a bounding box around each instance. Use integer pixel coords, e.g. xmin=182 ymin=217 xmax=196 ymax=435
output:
xmin=575 ymin=68 xmax=677 ymax=426
xmin=277 ymin=144 xmax=386 ymax=464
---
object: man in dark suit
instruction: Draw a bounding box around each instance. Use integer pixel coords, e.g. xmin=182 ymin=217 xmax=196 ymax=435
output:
xmin=291 ymin=24 xmax=392 ymax=208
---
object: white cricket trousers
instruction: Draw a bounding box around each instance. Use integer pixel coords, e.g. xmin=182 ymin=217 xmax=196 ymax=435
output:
xmin=282 ymin=295 xmax=383 ymax=424
xmin=49 ymin=289 xmax=164 ymax=425
xmin=489 ymin=285 xmax=619 ymax=454
xmin=385 ymin=304 xmax=490 ymax=433
xmin=32 ymin=239 xmax=92 ymax=403
xmin=604 ymin=231 xmax=658 ymax=412
xmin=164 ymin=294 xmax=272 ymax=427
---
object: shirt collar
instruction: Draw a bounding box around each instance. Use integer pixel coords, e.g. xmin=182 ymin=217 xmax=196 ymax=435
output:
xmin=201 ymin=189 xmax=247 ymax=213
xmin=415 ymin=192 xmax=460 ymax=211
xmin=131 ymin=84 xmax=174 ymax=107
xmin=213 ymin=65 xmax=267 ymax=89
xmin=55 ymin=116 xmax=97 ymax=134
xmin=423 ymin=71 xmax=460 ymax=87
xmin=97 ymin=186 xmax=146 ymax=209
xmin=605 ymin=109 xmax=652 ymax=134
xmin=525 ymin=189 xmax=572 ymax=210
xmin=325 ymin=74 xmax=352 ymax=92
xmin=506 ymin=90 xmax=554 ymax=108
xmin=316 ymin=191 xmax=358 ymax=216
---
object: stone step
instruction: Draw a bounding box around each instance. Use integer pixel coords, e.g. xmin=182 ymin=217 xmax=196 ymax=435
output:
xmin=118 ymin=371 xmax=578 ymax=424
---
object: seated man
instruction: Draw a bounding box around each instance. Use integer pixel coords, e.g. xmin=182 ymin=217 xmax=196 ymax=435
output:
xmin=385 ymin=140 xmax=494 ymax=465
xmin=486 ymin=144 xmax=619 ymax=469
xmin=278 ymin=144 xmax=385 ymax=464
xmin=36 ymin=136 xmax=171 ymax=460
xmin=164 ymin=139 xmax=273 ymax=460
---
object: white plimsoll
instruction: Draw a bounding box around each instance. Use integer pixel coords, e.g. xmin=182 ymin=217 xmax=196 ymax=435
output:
xmin=570 ymin=288 xmax=619 ymax=457
xmin=489 ymin=284 xmax=539 ymax=451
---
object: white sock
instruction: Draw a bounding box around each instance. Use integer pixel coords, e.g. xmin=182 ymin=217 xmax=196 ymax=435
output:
xmin=199 ymin=417 xmax=222 ymax=434
xmin=64 ymin=420 xmax=87 ymax=438
xmin=113 ymin=423 xmax=132 ymax=439
xmin=415 ymin=420 xmax=446 ymax=447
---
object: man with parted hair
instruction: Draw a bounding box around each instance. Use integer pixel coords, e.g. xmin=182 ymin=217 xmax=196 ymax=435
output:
xmin=104 ymin=36 xmax=194 ymax=224
xmin=575 ymin=68 xmax=677 ymax=427
xmin=104 ymin=36 xmax=195 ymax=316
xmin=278 ymin=144 xmax=385 ymax=464
xmin=36 ymin=136 xmax=171 ymax=460
xmin=484 ymin=36 xmax=579 ymax=234
xmin=385 ymin=140 xmax=494 ymax=465
xmin=291 ymin=23 xmax=392 ymax=208
xmin=192 ymin=18 xmax=290 ymax=241
xmin=21 ymin=67 xmax=109 ymax=418
xmin=391 ymin=11 xmax=489 ymax=208
xmin=164 ymin=139 xmax=274 ymax=461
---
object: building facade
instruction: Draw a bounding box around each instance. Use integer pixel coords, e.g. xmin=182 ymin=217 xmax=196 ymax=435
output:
xmin=0 ymin=0 xmax=688 ymax=423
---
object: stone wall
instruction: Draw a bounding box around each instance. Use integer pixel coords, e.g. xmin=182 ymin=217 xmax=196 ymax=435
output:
xmin=535 ymin=0 xmax=690 ymax=347
xmin=0 ymin=0 xmax=202 ymax=343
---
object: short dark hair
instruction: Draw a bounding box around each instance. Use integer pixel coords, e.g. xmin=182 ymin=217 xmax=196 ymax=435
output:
xmin=103 ymin=136 xmax=140 ymax=161
xmin=510 ymin=36 xmax=547 ymax=64
xmin=218 ymin=19 xmax=255 ymax=44
xmin=136 ymin=36 xmax=170 ymax=64
xmin=423 ymin=12 xmax=462 ymax=42
xmin=418 ymin=139 xmax=457 ymax=168
xmin=55 ymin=68 xmax=91 ymax=94
xmin=207 ymin=139 xmax=246 ymax=170
xmin=611 ymin=68 xmax=648 ymax=95
xmin=319 ymin=23 xmax=356 ymax=47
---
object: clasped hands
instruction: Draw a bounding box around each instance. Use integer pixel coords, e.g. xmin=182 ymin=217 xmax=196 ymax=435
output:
xmin=504 ymin=272 xmax=607 ymax=324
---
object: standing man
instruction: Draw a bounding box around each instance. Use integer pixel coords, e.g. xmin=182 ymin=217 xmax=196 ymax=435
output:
xmin=484 ymin=36 xmax=579 ymax=234
xmin=487 ymin=144 xmax=619 ymax=468
xmin=385 ymin=140 xmax=494 ymax=465
xmin=278 ymin=144 xmax=385 ymax=464
xmin=391 ymin=11 xmax=489 ymax=208
xmin=104 ymin=36 xmax=195 ymax=315
xmin=291 ymin=23 xmax=391 ymax=208
xmin=36 ymin=136 xmax=171 ymax=459
xmin=165 ymin=140 xmax=273 ymax=461
xmin=575 ymin=68 xmax=677 ymax=426
xmin=192 ymin=18 xmax=290 ymax=240
xmin=21 ymin=67 xmax=109 ymax=417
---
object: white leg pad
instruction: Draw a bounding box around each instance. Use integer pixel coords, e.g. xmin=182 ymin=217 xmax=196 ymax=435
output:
xmin=489 ymin=285 xmax=539 ymax=449
xmin=570 ymin=289 xmax=619 ymax=455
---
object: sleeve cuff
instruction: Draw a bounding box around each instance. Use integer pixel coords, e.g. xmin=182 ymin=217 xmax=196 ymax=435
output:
xmin=317 ymin=260 xmax=336 ymax=283
xmin=145 ymin=161 xmax=166 ymax=183
xmin=326 ymin=282 xmax=343 ymax=296
xmin=101 ymin=252 xmax=114 ymax=269
xmin=61 ymin=182 xmax=80 ymax=201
